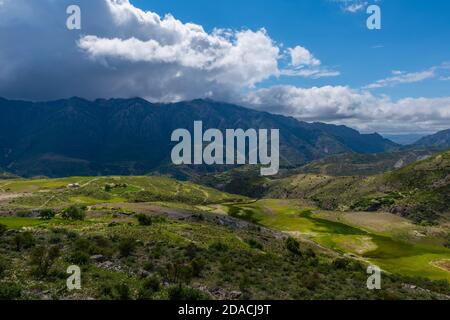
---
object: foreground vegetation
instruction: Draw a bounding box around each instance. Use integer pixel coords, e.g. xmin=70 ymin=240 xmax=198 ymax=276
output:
xmin=0 ymin=175 xmax=449 ymax=300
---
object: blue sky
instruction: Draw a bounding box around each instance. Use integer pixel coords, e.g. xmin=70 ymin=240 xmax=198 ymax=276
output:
xmin=0 ymin=0 xmax=449 ymax=134
xmin=134 ymin=0 xmax=450 ymax=100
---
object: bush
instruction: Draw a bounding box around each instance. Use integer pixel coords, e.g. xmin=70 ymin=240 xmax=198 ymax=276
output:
xmin=143 ymin=275 xmax=161 ymax=293
xmin=118 ymin=238 xmax=137 ymax=257
xmin=0 ymin=224 xmax=7 ymax=237
xmin=246 ymin=239 xmax=263 ymax=250
xmin=168 ymin=285 xmax=209 ymax=300
xmin=15 ymin=210 xmax=32 ymax=218
xmin=136 ymin=214 xmax=153 ymax=226
xmin=332 ymin=258 xmax=350 ymax=270
xmin=62 ymin=205 xmax=86 ymax=221
xmin=209 ymin=242 xmax=229 ymax=252
xmin=286 ymin=237 xmax=302 ymax=256
xmin=190 ymin=258 xmax=206 ymax=278
xmin=69 ymin=250 xmax=90 ymax=265
xmin=0 ymin=282 xmax=22 ymax=300
xmin=98 ymin=282 xmax=132 ymax=300
xmin=39 ymin=209 xmax=55 ymax=220
xmin=165 ymin=261 xmax=194 ymax=284
xmin=0 ymin=256 xmax=7 ymax=278
xmin=13 ymin=232 xmax=35 ymax=251
xmin=115 ymin=283 xmax=131 ymax=300
xmin=444 ymin=234 xmax=450 ymax=249
xmin=29 ymin=245 xmax=60 ymax=278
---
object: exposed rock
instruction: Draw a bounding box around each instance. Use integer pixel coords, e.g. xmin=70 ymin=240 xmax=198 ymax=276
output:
xmin=97 ymin=260 xmax=122 ymax=272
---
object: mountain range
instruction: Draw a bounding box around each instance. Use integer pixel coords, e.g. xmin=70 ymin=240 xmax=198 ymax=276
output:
xmin=414 ymin=129 xmax=450 ymax=149
xmin=0 ymin=97 xmax=399 ymax=177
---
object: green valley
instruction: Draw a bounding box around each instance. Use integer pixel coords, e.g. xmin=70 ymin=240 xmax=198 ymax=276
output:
xmin=0 ymin=173 xmax=449 ymax=300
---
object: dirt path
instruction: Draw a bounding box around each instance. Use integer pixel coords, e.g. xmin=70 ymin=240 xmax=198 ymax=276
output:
xmin=80 ymin=178 xmax=100 ymax=188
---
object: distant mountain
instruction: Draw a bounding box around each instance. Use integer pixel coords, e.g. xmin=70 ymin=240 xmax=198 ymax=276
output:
xmin=383 ymin=134 xmax=427 ymax=146
xmin=414 ymin=129 xmax=450 ymax=149
xmin=0 ymin=97 xmax=398 ymax=177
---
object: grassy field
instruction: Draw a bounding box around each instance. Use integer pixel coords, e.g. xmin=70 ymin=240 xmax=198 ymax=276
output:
xmin=0 ymin=176 xmax=246 ymax=210
xmin=223 ymin=199 xmax=450 ymax=281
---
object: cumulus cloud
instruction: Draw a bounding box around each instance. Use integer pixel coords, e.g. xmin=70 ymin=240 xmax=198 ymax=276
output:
xmin=0 ymin=0 xmax=325 ymax=102
xmin=282 ymin=46 xmax=339 ymax=79
xmin=243 ymin=85 xmax=450 ymax=134
xmin=288 ymin=46 xmax=321 ymax=67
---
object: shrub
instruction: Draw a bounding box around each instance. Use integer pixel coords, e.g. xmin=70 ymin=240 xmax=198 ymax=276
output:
xmin=0 ymin=256 xmax=7 ymax=278
xmin=0 ymin=224 xmax=7 ymax=237
xmin=190 ymin=258 xmax=206 ymax=278
xmin=0 ymin=282 xmax=22 ymax=300
xmin=246 ymin=239 xmax=263 ymax=250
xmin=62 ymin=205 xmax=86 ymax=221
xmin=209 ymin=242 xmax=229 ymax=252
xmin=98 ymin=282 xmax=132 ymax=300
xmin=332 ymin=258 xmax=350 ymax=270
xmin=183 ymin=244 xmax=199 ymax=260
xmin=13 ymin=232 xmax=35 ymax=251
xmin=16 ymin=210 xmax=32 ymax=218
xmin=304 ymin=248 xmax=316 ymax=258
xmin=286 ymin=237 xmax=302 ymax=256
xmin=39 ymin=209 xmax=55 ymax=220
xmin=69 ymin=250 xmax=90 ymax=265
xmin=165 ymin=261 xmax=194 ymax=284
xmin=136 ymin=214 xmax=153 ymax=226
xmin=118 ymin=238 xmax=137 ymax=257
xmin=143 ymin=275 xmax=161 ymax=293
xmin=115 ymin=283 xmax=131 ymax=300
xmin=444 ymin=234 xmax=450 ymax=249
xmin=168 ymin=284 xmax=209 ymax=300
xmin=29 ymin=245 xmax=60 ymax=278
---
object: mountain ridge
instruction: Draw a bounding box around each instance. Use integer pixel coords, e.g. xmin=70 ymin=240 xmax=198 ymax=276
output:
xmin=0 ymin=97 xmax=398 ymax=177
xmin=415 ymin=129 xmax=450 ymax=149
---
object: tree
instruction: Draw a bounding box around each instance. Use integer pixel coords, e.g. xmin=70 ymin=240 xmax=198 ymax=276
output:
xmin=62 ymin=205 xmax=86 ymax=221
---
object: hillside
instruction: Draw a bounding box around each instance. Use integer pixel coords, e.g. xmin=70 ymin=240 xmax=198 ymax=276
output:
xmin=294 ymin=149 xmax=435 ymax=176
xmin=266 ymin=150 xmax=450 ymax=224
xmin=0 ymin=176 xmax=449 ymax=300
xmin=415 ymin=129 xmax=450 ymax=149
xmin=0 ymin=97 xmax=397 ymax=178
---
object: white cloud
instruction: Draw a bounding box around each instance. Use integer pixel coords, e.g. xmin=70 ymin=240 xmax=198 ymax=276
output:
xmin=243 ymin=85 xmax=450 ymax=133
xmin=333 ymin=0 xmax=369 ymax=13
xmin=288 ymin=46 xmax=321 ymax=67
xmin=364 ymin=68 xmax=436 ymax=89
xmin=282 ymin=46 xmax=339 ymax=79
